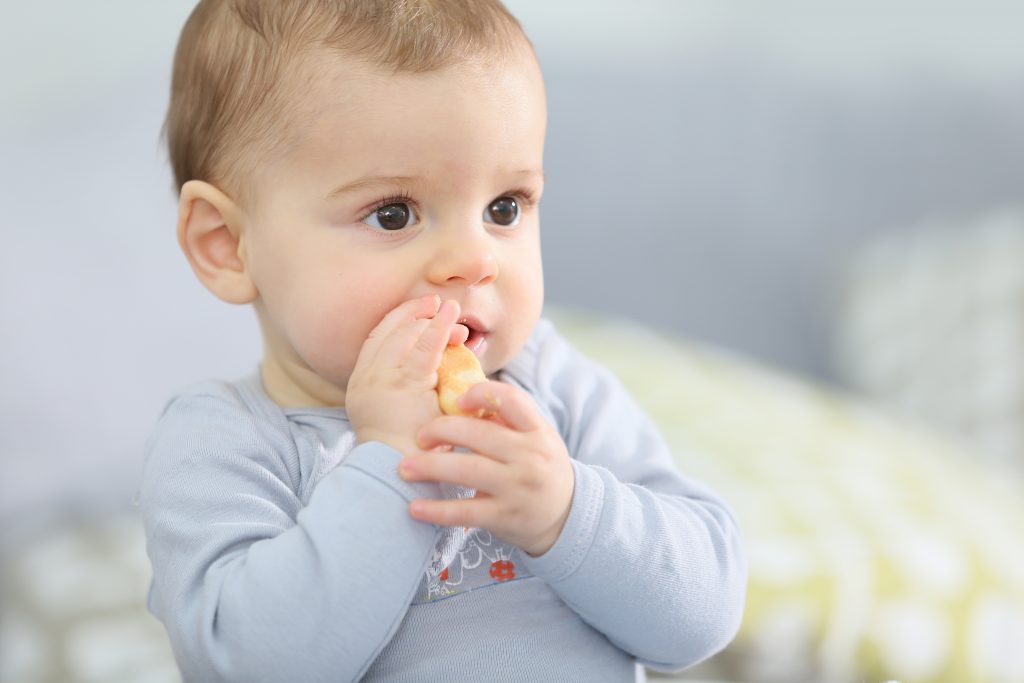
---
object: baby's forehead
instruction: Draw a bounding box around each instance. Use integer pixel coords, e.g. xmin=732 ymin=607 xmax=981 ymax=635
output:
xmin=281 ymin=44 xmax=542 ymax=137
xmin=295 ymin=43 xmax=535 ymax=94
xmin=227 ymin=39 xmax=544 ymax=194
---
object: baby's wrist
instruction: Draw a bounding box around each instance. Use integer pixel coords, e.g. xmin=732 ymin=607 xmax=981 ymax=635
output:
xmin=522 ymin=504 xmax=572 ymax=558
xmin=355 ymin=428 xmax=417 ymax=457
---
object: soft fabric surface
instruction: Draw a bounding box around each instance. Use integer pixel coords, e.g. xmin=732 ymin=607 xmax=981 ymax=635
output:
xmin=557 ymin=310 xmax=1024 ymax=683
xmin=833 ymin=207 xmax=1024 ymax=474
xmin=3 ymin=311 xmax=1023 ymax=682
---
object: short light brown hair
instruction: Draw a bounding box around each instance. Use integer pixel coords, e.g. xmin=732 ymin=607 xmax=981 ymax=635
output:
xmin=164 ymin=0 xmax=527 ymax=198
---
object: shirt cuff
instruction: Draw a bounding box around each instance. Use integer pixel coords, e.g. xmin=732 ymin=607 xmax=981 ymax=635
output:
xmin=520 ymin=459 xmax=605 ymax=583
xmin=340 ymin=441 xmax=443 ymax=504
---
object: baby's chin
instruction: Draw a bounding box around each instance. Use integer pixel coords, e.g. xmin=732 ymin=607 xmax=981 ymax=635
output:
xmin=488 ymin=312 xmax=543 ymax=372
xmin=476 ymin=332 xmax=526 ymax=378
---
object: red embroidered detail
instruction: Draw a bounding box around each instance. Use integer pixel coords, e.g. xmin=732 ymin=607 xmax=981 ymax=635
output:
xmin=439 ymin=567 xmax=449 ymax=582
xmin=489 ymin=560 xmax=516 ymax=582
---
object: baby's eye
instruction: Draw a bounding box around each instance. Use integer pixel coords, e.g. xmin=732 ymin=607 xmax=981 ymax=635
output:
xmin=364 ymin=202 xmax=418 ymax=231
xmin=484 ymin=196 xmax=520 ymax=227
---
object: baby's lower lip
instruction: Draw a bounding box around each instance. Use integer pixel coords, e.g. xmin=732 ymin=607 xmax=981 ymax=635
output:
xmin=465 ymin=330 xmax=487 ymax=356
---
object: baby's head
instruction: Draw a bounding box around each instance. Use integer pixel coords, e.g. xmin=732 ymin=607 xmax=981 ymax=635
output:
xmin=167 ymin=0 xmax=547 ymax=408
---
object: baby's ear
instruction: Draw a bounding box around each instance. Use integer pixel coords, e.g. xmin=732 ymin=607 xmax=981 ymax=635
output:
xmin=177 ymin=180 xmax=257 ymax=305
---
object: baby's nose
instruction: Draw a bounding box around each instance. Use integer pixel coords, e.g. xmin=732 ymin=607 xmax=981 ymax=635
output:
xmin=426 ymin=232 xmax=499 ymax=287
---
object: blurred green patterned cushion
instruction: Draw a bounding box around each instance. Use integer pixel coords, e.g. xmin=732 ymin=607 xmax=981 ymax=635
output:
xmin=551 ymin=309 xmax=1024 ymax=683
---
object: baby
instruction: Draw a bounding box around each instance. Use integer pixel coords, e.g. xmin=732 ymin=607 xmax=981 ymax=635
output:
xmin=141 ymin=1 xmax=747 ymax=681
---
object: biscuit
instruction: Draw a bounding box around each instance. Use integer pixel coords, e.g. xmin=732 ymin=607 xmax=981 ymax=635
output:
xmin=437 ymin=344 xmax=488 ymax=417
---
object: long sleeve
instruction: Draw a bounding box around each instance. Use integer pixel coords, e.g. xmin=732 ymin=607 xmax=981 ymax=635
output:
xmin=140 ymin=385 xmax=441 ymax=683
xmin=510 ymin=322 xmax=747 ymax=671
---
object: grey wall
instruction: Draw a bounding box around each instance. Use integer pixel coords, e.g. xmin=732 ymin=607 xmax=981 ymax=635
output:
xmin=2 ymin=1 xmax=1023 ymax=519
xmin=509 ymin=2 xmax=1024 ymax=379
xmin=538 ymin=57 xmax=1024 ymax=378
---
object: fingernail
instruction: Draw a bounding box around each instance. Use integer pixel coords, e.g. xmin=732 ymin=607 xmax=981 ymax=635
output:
xmin=399 ymin=459 xmax=415 ymax=479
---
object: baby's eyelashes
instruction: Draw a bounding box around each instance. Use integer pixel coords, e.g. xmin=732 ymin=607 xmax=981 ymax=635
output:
xmin=360 ymin=190 xmax=535 ymax=232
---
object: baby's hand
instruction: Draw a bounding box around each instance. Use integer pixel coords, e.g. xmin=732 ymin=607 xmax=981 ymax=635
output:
xmin=346 ymin=296 xmax=467 ymax=457
xmin=400 ymin=381 xmax=575 ymax=557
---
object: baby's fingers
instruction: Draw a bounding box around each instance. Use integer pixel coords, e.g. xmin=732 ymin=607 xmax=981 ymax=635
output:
xmin=404 ymin=299 xmax=463 ymax=376
xmin=359 ymin=295 xmax=441 ymax=365
xmin=409 ymin=496 xmax=497 ymax=530
xmin=418 ymin=416 xmax=513 ymax=462
xmin=457 ymin=381 xmax=543 ymax=432
xmin=399 ymin=450 xmax=504 ymax=493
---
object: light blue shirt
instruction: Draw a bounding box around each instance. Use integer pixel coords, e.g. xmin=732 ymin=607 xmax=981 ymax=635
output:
xmin=140 ymin=319 xmax=746 ymax=682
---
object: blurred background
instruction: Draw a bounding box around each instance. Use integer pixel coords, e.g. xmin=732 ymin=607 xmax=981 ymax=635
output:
xmin=2 ymin=2 xmax=1024 ymax=682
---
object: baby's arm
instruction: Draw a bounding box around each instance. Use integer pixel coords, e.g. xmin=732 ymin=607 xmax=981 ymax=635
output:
xmin=520 ymin=328 xmax=748 ymax=671
xmin=141 ymin=392 xmax=439 ymax=682
xmin=141 ymin=298 xmax=462 ymax=683
xmin=408 ymin=322 xmax=747 ymax=671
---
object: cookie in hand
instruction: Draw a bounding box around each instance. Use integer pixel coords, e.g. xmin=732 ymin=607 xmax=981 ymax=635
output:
xmin=437 ymin=344 xmax=488 ymax=417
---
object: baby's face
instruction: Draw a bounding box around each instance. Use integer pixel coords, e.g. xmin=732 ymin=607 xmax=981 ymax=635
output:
xmin=240 ymin=47 xmax=547 ymax=407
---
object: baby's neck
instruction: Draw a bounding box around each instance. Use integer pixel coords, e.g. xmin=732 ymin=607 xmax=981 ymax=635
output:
xmin=260 ymin=356 xmax=345 ymax=409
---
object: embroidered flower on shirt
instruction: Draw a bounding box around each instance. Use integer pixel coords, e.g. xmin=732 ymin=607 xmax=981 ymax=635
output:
xmin=417 ymin=529 xmax=529 ymax=602
xmin=489 ymin=559 xmax=516 ymax=582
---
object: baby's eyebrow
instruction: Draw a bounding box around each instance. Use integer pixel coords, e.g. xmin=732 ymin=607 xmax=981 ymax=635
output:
xmin=510 ymin=168 xmax=545 ymax=181
xmin=326 ymin=175 xmax=417 ymax=200
xmin=325 ymin=169 xmax=544 ymax=201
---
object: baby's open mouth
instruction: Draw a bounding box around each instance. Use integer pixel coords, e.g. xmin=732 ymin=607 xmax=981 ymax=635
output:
xmin=458 ymin=317 xmax=488 ymax=356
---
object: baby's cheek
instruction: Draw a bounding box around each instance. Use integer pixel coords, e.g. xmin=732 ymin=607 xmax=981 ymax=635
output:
xmin=296 ymin=313 xmax=362 ymax=385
